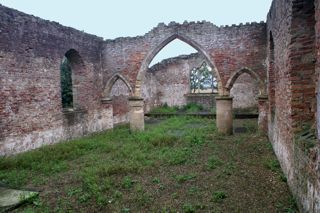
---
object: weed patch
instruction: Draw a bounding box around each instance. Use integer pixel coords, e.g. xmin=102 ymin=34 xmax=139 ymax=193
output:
xmin=0 ymin=118 xmax=297 ymax=212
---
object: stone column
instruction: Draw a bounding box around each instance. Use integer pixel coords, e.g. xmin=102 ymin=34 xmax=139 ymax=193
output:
xmin=128 ymin=97 xmax=144 ymax=131
xmin=257 ymin=95 xmax=268 ymax=133
xmin=215 ymin=96 xmax=233 ymax=135
xmin=101 ymin=98 xmax=114 ymax=129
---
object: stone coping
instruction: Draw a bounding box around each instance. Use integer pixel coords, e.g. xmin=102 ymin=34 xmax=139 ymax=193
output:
xmin=215 ymin=96 xmax=233 ymax=100
xmin=185 ymin=93 xmax=218 ymax=97
xmin=257 ymin=95 xmax=268 ymax=100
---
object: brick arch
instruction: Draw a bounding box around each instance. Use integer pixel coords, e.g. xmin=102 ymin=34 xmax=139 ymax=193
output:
xmin=134 ymin=34 xmax=223 ymax=96
xmin=103 ymin=73 xmax=133 ymax=98
xmin=225 ymin=67 xmax=266 ymax=95
xmin=65 ymin=49 xmax=85 ymax=66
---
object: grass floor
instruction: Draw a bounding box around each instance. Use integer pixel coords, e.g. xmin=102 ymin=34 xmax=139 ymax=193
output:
xmin=0 ymin=117 xmax=298 ymax=212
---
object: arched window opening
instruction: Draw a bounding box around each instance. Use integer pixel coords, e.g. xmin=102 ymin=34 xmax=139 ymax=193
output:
xmin=149 ymin=38 xmax=197 ymax=67
xmin=60 ymin=56 xmax=73 ymax=109
xmin=190 ymin=62 xmax=217 ymax=93
xmin=141 ymin=36 xmax=220 ymax=111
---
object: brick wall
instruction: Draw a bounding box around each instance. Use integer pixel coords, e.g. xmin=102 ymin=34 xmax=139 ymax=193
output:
xmin=185 ymin=94 xmax=217 ymax=110
xmin=230 ymin=73 xmax=259 ymax=109
xmin=102 ymin=21 xmax=267 ymax=97
xmin=0 ymin=5 xmax=268 ymax=155
xmin=1 ymin=1 xmax=320 ymax=211
xmin=142 ymin=53 xmax=259 ymax=112
xmin=143 ymin=54 xmax=205 ymax=111
xmin=0 ymin=5 xmax=113 ymax=155
xmin=267 ymin=0 xmax=320 ymax=211
xmin=110 ymin=79 xmax=130 ymax=125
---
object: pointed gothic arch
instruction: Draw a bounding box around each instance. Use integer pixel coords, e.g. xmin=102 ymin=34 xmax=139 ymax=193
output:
xmin=103 ymin=73 xmax=133 ymax=99
xmin=225 ymin=67 xmax=266 ymax=95
xmin=134 ymin=33 xmax=223 ymax=96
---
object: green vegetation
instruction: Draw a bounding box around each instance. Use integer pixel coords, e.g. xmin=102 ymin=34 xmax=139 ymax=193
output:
xmin=190 ymin=61 xmax=217 ymax=93
xmin=173 ymin=174 xmax=197 ymax=184
xmin=0 ymin=118 xmax=297 ymax=212
xmin=212 ymin=191 xmax=227 ymax=202
xmin=149 ymin=103 xmax=205 ymax=114
xmin=181 ymin=103 xmax=204 ymax=113
xmin=60 ymin=57 xmax=73 ymax=108
xmin=294 ymin=122 xmax=317 ymax=154
xmin=149 ymin=103 xmax=179 ymax=113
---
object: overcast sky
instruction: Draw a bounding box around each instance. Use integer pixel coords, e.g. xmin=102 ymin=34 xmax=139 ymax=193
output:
xmin=0 ymin=0 xmax=273 ymax=65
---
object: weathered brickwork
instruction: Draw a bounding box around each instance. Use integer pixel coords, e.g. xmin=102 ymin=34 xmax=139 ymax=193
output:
xmin=1 ymin=1 xmax=320 ymax=211
xmin=142 ymin=53 xmax=259 ymax=112
xmin=267 ymin=0 xmax=320 ymax=212
xmin=230 ymin=73 xmax=259 ymax=109
xmin=143 ymin=54 xmax=208 ymax=111
xmin=110 ymin=79 xmax=130 ymax=125
xmin=102 ymin=21 xmax=267 ymax=97
xmin=185 ymin=94 xmax=217 ymax=110
xmin=0 ymin=5 xmax=113 ymax=155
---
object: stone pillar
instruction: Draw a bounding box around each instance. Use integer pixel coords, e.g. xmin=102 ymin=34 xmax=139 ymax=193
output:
xmin=215 ymin=96 xmax=233 ymax=135
xmin=101 ymin=97 xmax=114 ymax=129
xmin=128 ymin=97 xmax=144 ymax=131
xmin=257 ymin=95 xmax=268 ymax=133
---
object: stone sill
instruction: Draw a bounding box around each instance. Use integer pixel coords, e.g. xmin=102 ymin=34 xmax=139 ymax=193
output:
xmin=185 ymin=93 xmax=218 ymax=97
xmin=62 ymin=108 xmax=87 ymax=115
xmin=145 ymin=113 xmax=258 ymax=119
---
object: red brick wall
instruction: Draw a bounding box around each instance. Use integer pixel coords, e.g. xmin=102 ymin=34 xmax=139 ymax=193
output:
xmin=142 ymin=53 xmax=259 ymax=111
xmin=0 ymin=5 xmax=113 ymax=155
xmin=267 ymin=0 xmax=319 ymax=211
xmin=143 ymin=54 xmax=204 ymax=111
xmin=102 ymin=22 xmax=267 ymax=96
xmin=1 ymin=2 xmax=320 ymax=211
xmin=110 ymin=79 xmax=130 ymax=125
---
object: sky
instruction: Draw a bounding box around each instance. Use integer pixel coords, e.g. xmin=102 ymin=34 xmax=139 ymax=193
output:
xmin=0 ymin=0 xmax=273 ymax=65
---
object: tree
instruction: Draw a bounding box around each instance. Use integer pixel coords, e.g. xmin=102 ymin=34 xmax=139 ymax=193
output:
xmin=190 ymin=62 xmax=217 ymax=93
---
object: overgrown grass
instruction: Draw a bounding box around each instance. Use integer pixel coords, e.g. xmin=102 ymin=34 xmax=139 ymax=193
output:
xmin=181 ymin=103 xmax=204 ymax=113
xmin=0 ymin=117 xmax=297 ymax=212
xmin=149 ymin=103 xmax=205 ymax=114
xmin=149 ymin=103 xmax=179 ymax=113
xmin=0 ymin=117 xmax=213 ymax=189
